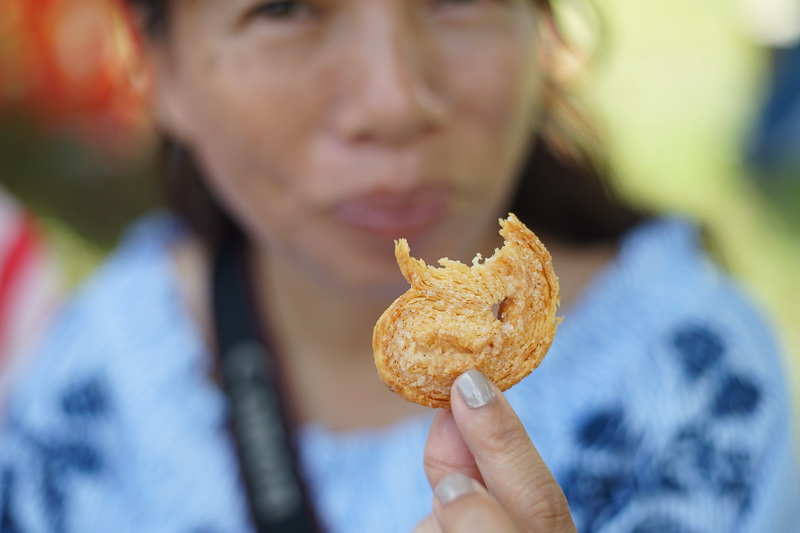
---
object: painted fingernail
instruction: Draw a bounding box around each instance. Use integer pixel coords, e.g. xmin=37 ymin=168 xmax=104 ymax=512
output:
xmin=434 ymin=473 xmax=481 ymax=505
xmin=456 ymin=369 xmax=495 ymax=408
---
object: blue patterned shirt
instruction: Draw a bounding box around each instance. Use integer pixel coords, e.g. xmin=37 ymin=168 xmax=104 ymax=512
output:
xmin=1 ymin=215 xmax=799 ymax=533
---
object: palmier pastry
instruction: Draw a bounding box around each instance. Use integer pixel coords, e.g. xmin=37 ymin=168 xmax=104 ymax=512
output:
xmin=373 ymin=213 xmax=560 ymax=408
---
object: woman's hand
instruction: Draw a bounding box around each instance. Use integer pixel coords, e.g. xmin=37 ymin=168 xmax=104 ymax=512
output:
xmin=413 ymin=370 xmax=577 ymax=533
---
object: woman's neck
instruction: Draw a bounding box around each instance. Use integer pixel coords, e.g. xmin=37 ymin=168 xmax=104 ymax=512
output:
xmin=255 ymin=250 xmax=434 ymax=431
xmin=257 ymin=252 xmax=392 ymax=368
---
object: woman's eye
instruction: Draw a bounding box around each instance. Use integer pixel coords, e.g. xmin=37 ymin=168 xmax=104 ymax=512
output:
xmin=248 ymin=0 xmax=309 ymax=20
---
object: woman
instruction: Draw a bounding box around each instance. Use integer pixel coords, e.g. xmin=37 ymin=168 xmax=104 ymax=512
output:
xmin=1 ymin=0 xmax=798 ymax=532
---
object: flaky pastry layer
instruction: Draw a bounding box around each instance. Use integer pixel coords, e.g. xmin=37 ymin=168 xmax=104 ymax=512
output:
xmin=372 ymin=214 xmax=560 ymax=408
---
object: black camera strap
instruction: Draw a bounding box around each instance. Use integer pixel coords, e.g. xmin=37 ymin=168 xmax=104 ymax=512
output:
xmin=211 ymin=229 xmax=320 ymax=533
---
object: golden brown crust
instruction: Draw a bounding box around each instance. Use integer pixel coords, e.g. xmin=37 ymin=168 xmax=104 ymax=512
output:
xmin=372 ymin=214 xmax=560 ymax=408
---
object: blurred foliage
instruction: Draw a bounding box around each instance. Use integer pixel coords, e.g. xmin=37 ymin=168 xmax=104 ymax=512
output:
xmin=758 ymin=178 xmax=800 ymax=231
xmin=0 ymin=113 xmax=158 ymax=249
xmin=0 ymin=0 xmax=156 ymax=253
xmin=583 ymin=0 xmax=800 ymax=424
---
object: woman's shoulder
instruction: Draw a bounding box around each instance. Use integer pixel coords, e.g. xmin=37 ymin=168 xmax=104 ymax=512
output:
xmin=619 ymin=216 xmax=781 ymax=366
xmin=566 ymin=215 xmax=788 ymax=401
xmin=515 ymin=214 xmax=793 ymax=454
xmin=574 ymin=216 xmax=778 ymax=344
xmin=0 ymin=214 xmax=248 ymax=533
xmin=517 ymin=217 xmax=800 ymax=533
xmin=51 ymin=212 xmax=190 ymax=346
xmin=2 ymin=213 xmax=207 ymax=424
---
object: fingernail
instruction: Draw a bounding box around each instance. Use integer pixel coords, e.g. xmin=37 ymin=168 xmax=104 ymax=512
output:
xmin=434 ymin=473 xmax=481 ymax=505
xmin=456 ymin=369 xmax=495 ymax=409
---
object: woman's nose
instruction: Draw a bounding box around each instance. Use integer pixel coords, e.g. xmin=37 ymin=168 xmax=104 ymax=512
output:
xmin=331 ymin=11 xmax=448 ymax=147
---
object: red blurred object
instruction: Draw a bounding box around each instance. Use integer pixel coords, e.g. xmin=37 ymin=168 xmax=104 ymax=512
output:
xmin=0 ymin=189 xmax=61 ymax=400
xmin=0 ymin=0 xmax=152 ymax=158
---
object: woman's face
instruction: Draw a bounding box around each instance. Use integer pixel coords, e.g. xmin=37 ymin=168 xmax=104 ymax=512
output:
xmin=151 ymin=0 xmax=545 ymax=297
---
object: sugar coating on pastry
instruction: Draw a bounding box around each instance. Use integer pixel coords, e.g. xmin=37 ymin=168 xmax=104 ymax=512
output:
xmin=372 ymin=213 xmax=560 ymax=408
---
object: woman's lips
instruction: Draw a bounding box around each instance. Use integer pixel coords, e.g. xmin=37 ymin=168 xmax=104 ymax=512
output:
xmin=331 ymin=187 xmax=450 ymax=240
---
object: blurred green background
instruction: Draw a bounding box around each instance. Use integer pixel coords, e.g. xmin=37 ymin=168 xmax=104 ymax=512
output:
xmin=2 ymin=0 xmax=799 ymax=426
xmin=587 ymin=0 xmax=800 ymax=422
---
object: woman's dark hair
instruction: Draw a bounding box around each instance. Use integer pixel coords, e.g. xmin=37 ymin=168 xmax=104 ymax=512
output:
xmin=126 ymin=0 xmax=645 ymax=247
